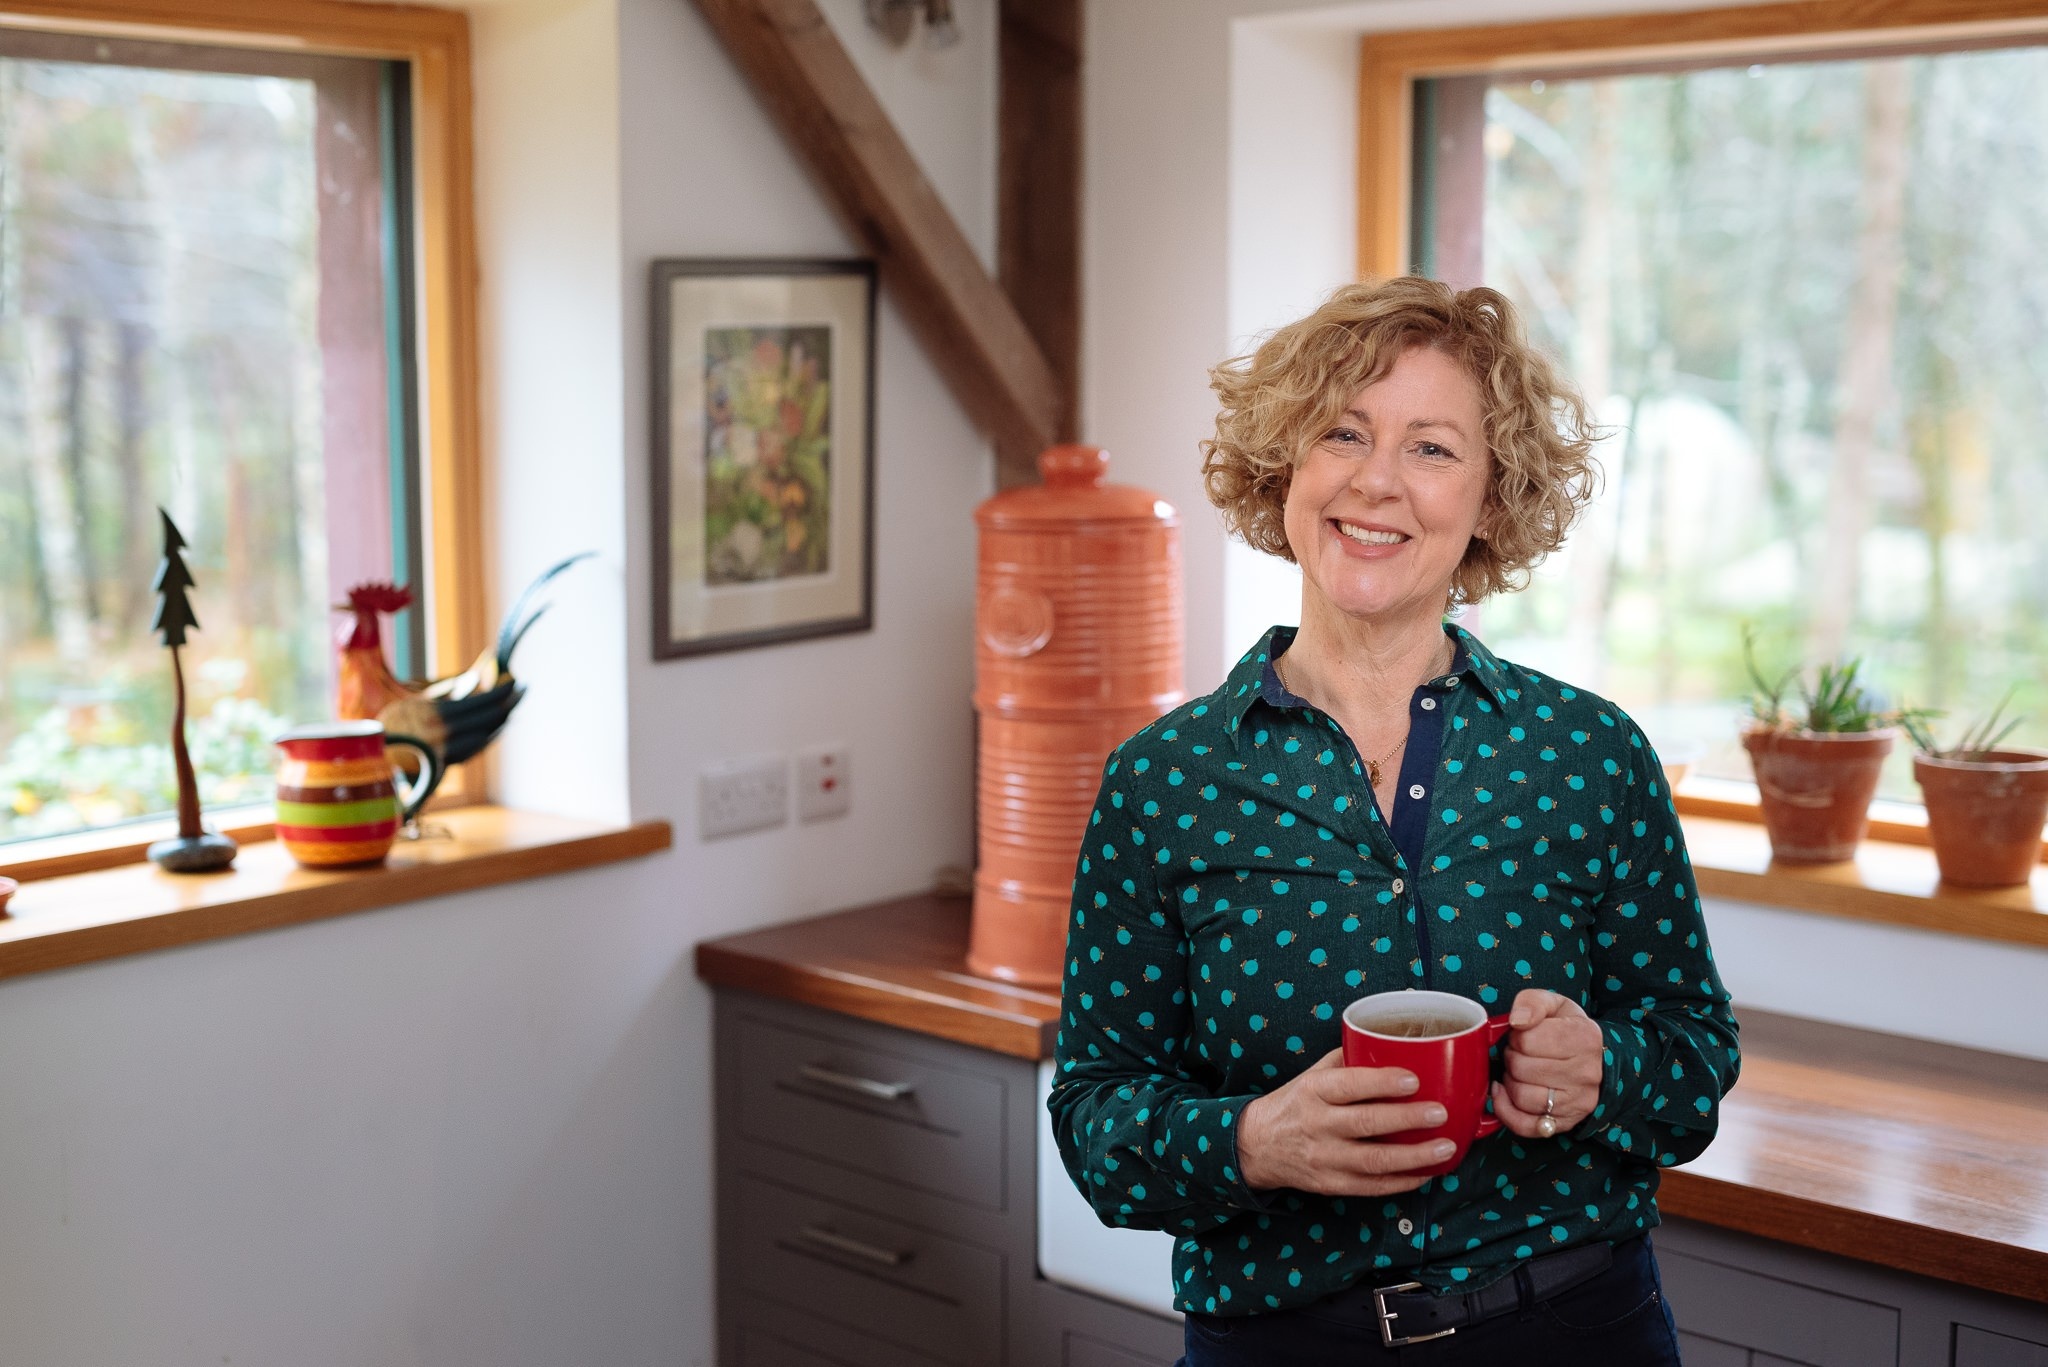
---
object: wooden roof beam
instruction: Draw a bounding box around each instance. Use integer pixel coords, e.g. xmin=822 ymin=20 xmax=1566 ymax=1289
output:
xmin=998 ymin=0 xmax=1080 ymax=486
xmin=693 ymin=0 xmax=1066 ymax=472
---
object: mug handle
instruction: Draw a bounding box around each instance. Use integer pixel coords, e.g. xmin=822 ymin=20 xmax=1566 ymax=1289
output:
xmin=383 ymin=733 xmax=445 ymax=824
xmin=1474 ymin=1013 xmax=1515 ymax=1138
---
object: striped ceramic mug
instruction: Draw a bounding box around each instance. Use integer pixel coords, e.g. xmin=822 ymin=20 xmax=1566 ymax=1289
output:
xmin=274 ymin=720 xmax=443 ymax=867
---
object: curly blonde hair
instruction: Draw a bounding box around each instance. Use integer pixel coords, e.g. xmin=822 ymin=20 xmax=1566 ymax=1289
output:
xmin=1201 ymin=277 xmax=1600 ymax=605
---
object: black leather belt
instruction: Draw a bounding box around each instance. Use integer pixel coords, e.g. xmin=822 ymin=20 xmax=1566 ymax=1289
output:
xmin=1326 ymin=1238 xmax=1622 ymax=1348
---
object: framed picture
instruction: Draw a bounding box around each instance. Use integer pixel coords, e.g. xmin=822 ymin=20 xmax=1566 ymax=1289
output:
xmin=651 ymin=258 xmax=877 ymax=659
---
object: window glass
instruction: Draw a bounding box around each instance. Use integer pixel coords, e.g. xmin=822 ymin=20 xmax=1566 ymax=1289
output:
xmin=0 ymin=33 xmax=418 ymax=843
xmin=1422 ymin=48 xmax=2048 ymax=800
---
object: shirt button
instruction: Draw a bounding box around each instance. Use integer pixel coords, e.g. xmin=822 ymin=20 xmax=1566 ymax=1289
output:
xmin=1397 ymin=1218 xmax=1415 ymax=1236
xmin=1441 ymin=677 xmax=1459 ymax=688
xmin=1391 ymin=878 xmax=1404 ymax=895
xmin=1419 ymin=697 xmax=1437 ymax=711
xmin=1408 ymin=784 xmax=1426 ymax=800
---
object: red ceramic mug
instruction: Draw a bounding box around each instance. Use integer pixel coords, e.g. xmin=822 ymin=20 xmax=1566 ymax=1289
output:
xmin=1341 ymin=989 xmax=1512 ymax=1177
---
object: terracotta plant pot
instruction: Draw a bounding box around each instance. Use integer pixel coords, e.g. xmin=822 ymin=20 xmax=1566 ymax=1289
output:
xmin=1913 ymin=749 xmax=2048 ymax=888
xmin=1741 ymin=727 xmax=1895 ymax=864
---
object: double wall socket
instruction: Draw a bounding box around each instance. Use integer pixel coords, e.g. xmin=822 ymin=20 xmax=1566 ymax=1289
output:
xmin=698 ymin=746 xmax=851 ymax=838
xmin=699 ymin=756 xmax=789 ymax=839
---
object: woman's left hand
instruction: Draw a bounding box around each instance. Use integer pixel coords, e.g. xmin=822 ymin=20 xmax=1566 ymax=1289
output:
xmin=1490 ymin=990 xmax=1606 ymax=1139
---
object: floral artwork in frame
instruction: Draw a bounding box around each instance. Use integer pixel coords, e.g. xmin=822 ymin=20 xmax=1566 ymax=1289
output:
xmin=651 ymin=258 xmax=876 ymax=658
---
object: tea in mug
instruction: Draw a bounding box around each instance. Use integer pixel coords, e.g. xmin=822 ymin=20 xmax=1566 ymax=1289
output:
xmin=1364 ymin=1012 xmax=1473 ymax=1039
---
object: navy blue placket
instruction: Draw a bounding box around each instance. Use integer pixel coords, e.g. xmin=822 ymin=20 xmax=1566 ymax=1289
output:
xmin=1391 ymin=642 xmax=1466 ymax=990
xmin=1389 ymin=645 xmax=1466 ymax=882
xmin=1387 ymin=640 xmax=1468 ymax=1264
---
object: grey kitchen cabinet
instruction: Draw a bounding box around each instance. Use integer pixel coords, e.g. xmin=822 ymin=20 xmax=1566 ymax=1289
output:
xmin=711 ymin=988 xmax=2048 ymax=1366
xmin=1656 ymin=1220 xmax=2048 ymax=1367
xmin=713 ymin=991 xmax=1184 ymax=1367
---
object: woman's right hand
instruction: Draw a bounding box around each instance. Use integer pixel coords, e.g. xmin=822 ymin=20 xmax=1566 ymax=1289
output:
xmin=1236 ymin=1050 xmax=1457 ymax=1195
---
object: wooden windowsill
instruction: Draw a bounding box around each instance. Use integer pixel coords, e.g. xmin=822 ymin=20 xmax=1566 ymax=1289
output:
xmin=0 ymin=787 xmax=493 ymax=884
xmin=0 ymin=806 xmax=672 ymax=983
xmin=1681 ymin=813 xmax=2048 ymax=950
xmin=0 ymin=807 xmax=278 ymax=883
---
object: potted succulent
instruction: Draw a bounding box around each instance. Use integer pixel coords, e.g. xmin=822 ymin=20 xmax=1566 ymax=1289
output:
xmin=1904 ymin=694 xmax=2048 ymax=888
xmin=1739 ymin=633 xmax=1903 ymax=864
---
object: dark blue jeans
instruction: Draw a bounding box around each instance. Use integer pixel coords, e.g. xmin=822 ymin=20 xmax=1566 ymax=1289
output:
xmin=1177 ymin=1235 xmax=1682 ymax=1366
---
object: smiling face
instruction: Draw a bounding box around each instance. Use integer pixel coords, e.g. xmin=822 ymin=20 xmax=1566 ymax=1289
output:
xmin=1281 ymin=344 xmax=1492 ymax=628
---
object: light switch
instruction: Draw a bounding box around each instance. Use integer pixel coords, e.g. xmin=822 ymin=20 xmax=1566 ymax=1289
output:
xmin=796 ymin=746 xmax=851 ymax=822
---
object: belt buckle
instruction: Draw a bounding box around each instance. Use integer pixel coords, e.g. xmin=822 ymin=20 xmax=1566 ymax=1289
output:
xmin=1373 ymin=1281 xmax=1458 ymax=1348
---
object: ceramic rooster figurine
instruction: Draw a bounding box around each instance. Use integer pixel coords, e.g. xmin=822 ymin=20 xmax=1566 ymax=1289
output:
xmin=336 ymin=553 xmax=592 ymax=800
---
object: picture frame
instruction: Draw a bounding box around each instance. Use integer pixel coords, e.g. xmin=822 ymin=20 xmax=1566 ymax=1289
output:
xmin=650 ymin=257 xmax=877 ymax=659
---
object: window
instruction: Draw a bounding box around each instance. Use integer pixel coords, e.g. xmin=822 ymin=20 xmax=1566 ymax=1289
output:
xmin=0 ymin=0 xmax=482 ymax=867
xmin=0 ymin=30 xmax=422 ymax=844
xmin=1370 ymin=5 xmax=2048 ymax=809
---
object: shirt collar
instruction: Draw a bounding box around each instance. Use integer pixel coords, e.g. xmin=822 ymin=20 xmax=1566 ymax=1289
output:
xmin=1446 ymin=623 xmax=1512 ymax=703
xmin=1222 ymin=621 xmax=1509 ymax=735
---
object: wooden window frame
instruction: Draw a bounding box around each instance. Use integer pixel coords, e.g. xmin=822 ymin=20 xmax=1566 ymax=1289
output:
xmin=0 ymin=0 xmax=487 ymax=880
xmin=1359 ymin=0 xmax=2048 ymax=853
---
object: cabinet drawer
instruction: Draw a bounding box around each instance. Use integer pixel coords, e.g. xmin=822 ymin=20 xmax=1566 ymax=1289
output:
xmin=1671 ymin=1332 xmax=1746 ymax=1367
xmin=1659 ymin=1248 xmax=1898 ymax=1367
xmin=734 ymin=1012 xmax=1005 ymax=1208
xmin=1064 ymin=1332 xmax=1169 ymax=1367
xmin=732 ymin=1174 xmax=1004 ymax=1367
xmin=738 ymin=1328 xmax=849 ymax=1367
xmin=1957 ymin=1325 xmax=2048 ymax=1367
xmin=731 ymin=1295 xmax=957 ymax=1367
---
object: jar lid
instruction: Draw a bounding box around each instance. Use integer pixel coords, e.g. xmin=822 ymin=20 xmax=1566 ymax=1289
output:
xmin=975 ymin=445 xmax=1179 ymax=527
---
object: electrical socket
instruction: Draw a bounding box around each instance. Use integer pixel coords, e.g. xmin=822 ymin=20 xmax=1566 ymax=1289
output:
xmin=795 ymin=746 xmax=851 ymax=822
xmin=699 ymin=755 xmax=789 ymax=839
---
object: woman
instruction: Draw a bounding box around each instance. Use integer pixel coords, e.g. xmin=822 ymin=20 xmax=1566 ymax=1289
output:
xmin=1047 ymin=277 xmax=1738 ymax=1365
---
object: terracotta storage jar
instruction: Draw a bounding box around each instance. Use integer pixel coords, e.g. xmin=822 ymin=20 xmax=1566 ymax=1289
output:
xmin=970 ymin=445 xmax=1183 ymax=986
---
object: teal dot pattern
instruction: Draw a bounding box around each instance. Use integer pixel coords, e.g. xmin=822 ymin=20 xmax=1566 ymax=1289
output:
xmin=1046 ymin=624 xmax=1741 ymax=1317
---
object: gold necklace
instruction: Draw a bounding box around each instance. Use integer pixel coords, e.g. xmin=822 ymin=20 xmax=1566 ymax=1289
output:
xmin=1274 ymin=640 xmax=1452 ymax=789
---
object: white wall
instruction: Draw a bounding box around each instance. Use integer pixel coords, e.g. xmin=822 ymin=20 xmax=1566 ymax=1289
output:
xmin=1702 ymin=898 xmax=2048 ymax=1062
xmin=615 ymin=0 xmax=995 ymax=923
xmin=0 ymin=1 xmax=998 ymax=1363
xmin=477 ymin=0 xmax=631 ymax=825
xmin=0 ymin=858 xmax=692 ymax=1367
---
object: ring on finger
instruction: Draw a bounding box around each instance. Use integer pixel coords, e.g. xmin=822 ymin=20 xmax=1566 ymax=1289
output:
xmin=1537 ymin=1087 xmax=1557 ymax=1139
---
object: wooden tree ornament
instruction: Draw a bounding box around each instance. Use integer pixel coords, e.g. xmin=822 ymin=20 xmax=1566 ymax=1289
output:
xmin=146 ymin=510 xmax=238 ymax=873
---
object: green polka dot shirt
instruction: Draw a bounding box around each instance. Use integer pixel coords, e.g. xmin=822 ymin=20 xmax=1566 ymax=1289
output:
xmin=1047 ymin=624 xmax=1741 ymax=1316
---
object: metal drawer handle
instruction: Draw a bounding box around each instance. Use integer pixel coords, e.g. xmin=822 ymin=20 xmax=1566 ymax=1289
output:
xmin=795 ymin=1224 xmax=913 ymax=1268
xmin=798 ymin=1063 xmax=916 ymax=1103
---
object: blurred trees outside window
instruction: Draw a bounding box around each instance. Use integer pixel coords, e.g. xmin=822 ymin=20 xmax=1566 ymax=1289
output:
xmin=0 ymin=30 xmax=420 ymax=844
xmin=1417 ymin=46 xmax=2048 ymax=802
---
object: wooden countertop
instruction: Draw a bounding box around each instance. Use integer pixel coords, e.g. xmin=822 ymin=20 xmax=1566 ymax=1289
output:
xmin=1660 ymin=1011 xmax=2048 ymax=1304
xmin=695 ymin=893 xmax=1059 ymax=1059
xmin=695 ymin=893 xmax=2048 ymax=1304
